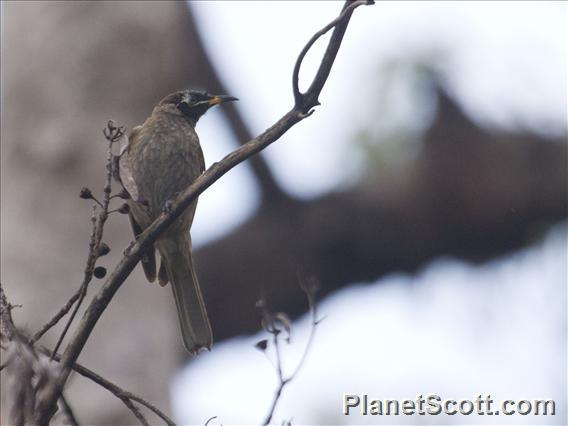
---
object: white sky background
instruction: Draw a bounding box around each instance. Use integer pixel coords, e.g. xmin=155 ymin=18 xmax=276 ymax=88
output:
xmin=189 ymin=0 xmax=567 ymax=244
xmin=173 ymin=2 xmax=566 ymax=425
xmin=172 ymin=224 xmax=566 ymax=425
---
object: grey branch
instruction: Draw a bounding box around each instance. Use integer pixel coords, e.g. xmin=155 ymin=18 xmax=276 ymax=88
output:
xmin=1 ymin=284 xmax=174 ymax=426
xmin=32 ymin=122 xmax=124 ymax=349
xmin=261 ymin=277 xmax=320 ymax=425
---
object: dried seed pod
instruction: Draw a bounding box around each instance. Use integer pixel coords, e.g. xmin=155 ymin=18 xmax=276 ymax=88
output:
xmin=118 ymin=203 xmax=130 ymax=214
xmin=97 ymin=243 xmax=111 ymax=257
xmin=79 ymin=187 xmax=93 ymax=199
xmin=255 ymin=339 xmax=268 ymax=351
xmin=93 ymin=266 xmax=107 ymax=279
xmin=117 ymin=188 xmax=130 ymax=200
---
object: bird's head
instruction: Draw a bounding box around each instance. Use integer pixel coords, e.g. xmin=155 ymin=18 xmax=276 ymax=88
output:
xmin=156 ymin=89 xmax=238 ymax=124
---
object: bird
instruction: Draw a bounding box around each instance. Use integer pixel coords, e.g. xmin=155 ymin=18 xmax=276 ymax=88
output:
xmin=117 ymin=89 xmax=238 ymax=354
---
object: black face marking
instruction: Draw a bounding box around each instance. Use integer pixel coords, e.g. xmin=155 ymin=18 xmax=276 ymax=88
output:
xmin=159 ymin=90 xmax=213 ymax=108
xmin=177 ymin=101 xmax=193 ymax=116
xmin=187 ymin=91 xmax=211 ymax=104
xmin=158 ymin=90 xmax=218 ymax=124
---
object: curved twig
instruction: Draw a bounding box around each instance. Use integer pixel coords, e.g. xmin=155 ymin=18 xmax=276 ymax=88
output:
xmin=292 ymin=0 xmax=373 ymax=108
xmin=261 ymin=279 xmax=319 ymax=426
xmin=204 ymin=415 xmax=218 ymax=426
xmin=184 ymin=4 xmax=287 ymax=203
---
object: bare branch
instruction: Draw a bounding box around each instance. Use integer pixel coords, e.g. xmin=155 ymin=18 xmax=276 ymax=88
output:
xmin=50 ymin=353 xmax=175 ymax=426
xmin=288 ymin=277 xmax=320 ymax=381
xmin=30 ymin=206 xmax=96 ymax=349
xmin=48 ymin=206 xmax=97 ymax=360
xmin=36 ymin=2 xmax=373 ymax=422
xmin=1 ymin=285 xmax=59 ymax=425
xmin=2 ymin=284 xmax=173 ymax=426
xmin=204 ymin=415 xmax=219 ymax=426
xmin=292 ymin=0 xmax=374 ymax=109
xmin=31 ymin=123 xmax=123 ymax=348
xmin=261 ymin=278 xmax=320 ymax=426
xmin=184 ymin=3 xmax=286 ymax=202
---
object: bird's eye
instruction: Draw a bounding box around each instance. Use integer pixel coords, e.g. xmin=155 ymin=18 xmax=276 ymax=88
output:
xmin=176 ymin=101 xmax=192 ymax=116
xmin=190 ymin=92 xmax=208 ymax=104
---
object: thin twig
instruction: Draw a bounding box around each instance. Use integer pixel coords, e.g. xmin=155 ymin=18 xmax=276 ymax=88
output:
xmin=184 ymin=4 xmax=286 ymax=202
xmin=1 ymin=285 xmax=59 ymax=425
xmin=29 ymin=206 xmax=97 ymax=349
xmin=204 ymin=415 xmax=218 ymax=426
xmin=2 ymin=285 xmax=172 ymax=426
xmin=288 ymin=288 xmax=318 ymax=381
xmin=49 ymin=280 xmax=88 ymax=361
xmin=43 ymin=123 xmax=121 ymax=359
xmin=261 ymin=281 xmax=319 ymax=426
xmin=47 ymin=206 xmax=97 ymax=359
xmin=31 ymin=203 xmax=95 ymax=346
xmin=36 ymin=1 xmax=373 ymax=422
xmin=273 ymin=330 xmax=284 ymax=384
xmin=121 ymin=397 xmax=150 ymax=426
xmin=47 ymin=350 xmax=171 ymax=426
xmin=292 ymin=0 xmax=373 ymax=108
xmin=262 ymin=332 xmax=286 ymax=426
xmin=30 ymin=274 xmax=87 ymax=345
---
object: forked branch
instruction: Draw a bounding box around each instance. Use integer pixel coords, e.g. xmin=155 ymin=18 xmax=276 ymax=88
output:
xmin=293 ymin=0 xmax=374 ymax=110
xmin=1 ymin=285 xmax=174 ymax=425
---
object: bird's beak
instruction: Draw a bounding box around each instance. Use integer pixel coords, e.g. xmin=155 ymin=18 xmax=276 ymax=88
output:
xmin=208 ymin=94 xmax=239 ymax=106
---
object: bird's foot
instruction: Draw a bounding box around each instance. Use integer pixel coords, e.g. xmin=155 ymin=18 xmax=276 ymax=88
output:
xmin=163 ymin=199 xmax=175 ymax=214
xmin=123 ymin=240 xmax=136 ymax=256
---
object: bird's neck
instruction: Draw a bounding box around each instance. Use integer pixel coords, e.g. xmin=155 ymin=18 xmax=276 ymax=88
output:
xmin=153 ymin=108 xmax=199 ymax=128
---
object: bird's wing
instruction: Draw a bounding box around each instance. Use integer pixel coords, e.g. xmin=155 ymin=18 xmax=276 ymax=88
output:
xmin=118 ymin=127 xmax=141 ymax=202
xmin=128 ymin=210 xmax=157 ymax=283
xmin=121 ymin=125 xmax=157 ymax=283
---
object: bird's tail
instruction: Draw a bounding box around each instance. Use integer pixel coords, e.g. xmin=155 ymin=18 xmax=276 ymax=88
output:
xmin=157 ymin=236 xmax=212 ymax=354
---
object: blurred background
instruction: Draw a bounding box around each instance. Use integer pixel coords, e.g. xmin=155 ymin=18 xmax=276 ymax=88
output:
xmin=1 ymin=1 xmax=566 ymax=425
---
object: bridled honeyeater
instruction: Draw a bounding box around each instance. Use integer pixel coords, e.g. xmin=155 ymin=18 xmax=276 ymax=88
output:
xmin=118 ymin=89 xmax=237 ymax=354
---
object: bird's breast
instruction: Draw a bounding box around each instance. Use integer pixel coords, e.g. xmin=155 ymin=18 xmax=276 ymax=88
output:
xmin=127 ymin=113 xmax=205 ymax=221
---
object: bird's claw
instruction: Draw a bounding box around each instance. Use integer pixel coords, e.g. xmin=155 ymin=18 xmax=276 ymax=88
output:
xmin=123 ymin=240 xmax=136 ymax=256
xmin=163 ymin=199 xmax=174 ymax=214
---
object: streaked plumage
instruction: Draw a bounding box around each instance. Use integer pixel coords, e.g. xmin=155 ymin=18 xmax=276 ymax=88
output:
xmin=118 ymin=89 xmax=237 ymax=354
